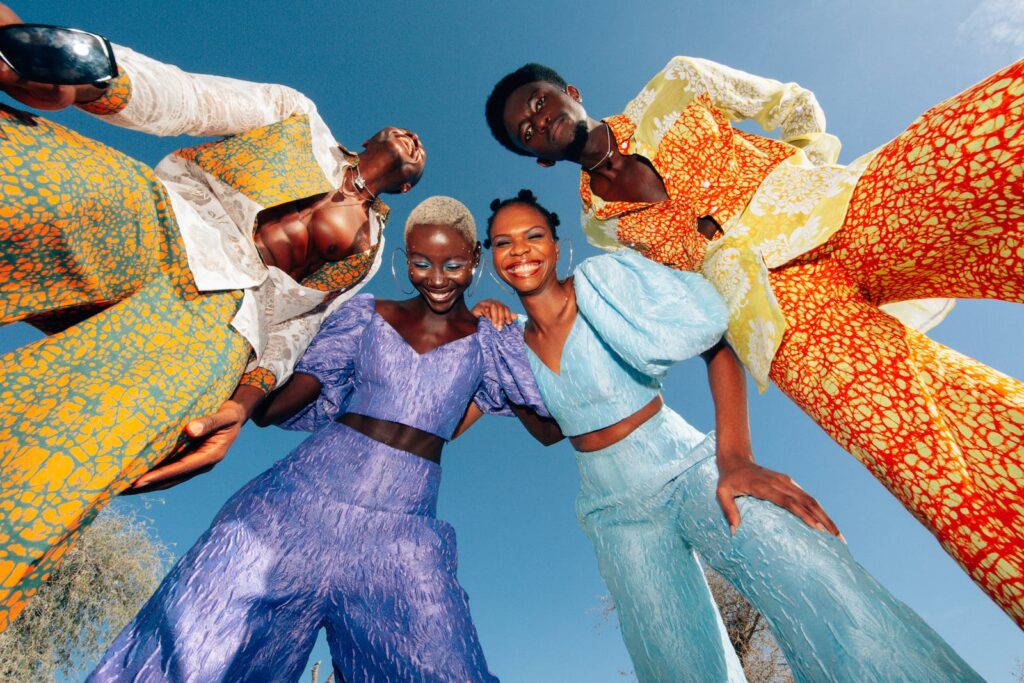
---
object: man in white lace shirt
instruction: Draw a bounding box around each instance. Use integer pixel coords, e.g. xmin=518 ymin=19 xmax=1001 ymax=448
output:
xmin=0 ymin=3 xmax=425 ymax=632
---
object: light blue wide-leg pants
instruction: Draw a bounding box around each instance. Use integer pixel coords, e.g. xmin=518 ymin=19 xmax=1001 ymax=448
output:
xmin=576 ymin=408 xmax=983 ymax=683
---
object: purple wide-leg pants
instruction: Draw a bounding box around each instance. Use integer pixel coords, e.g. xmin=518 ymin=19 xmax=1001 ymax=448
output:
xmin=88 ymin=423 xmax=498 ymax=683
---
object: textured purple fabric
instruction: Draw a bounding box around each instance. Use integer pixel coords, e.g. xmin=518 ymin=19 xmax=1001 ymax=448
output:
xmin=88 ymin=295 xmax=546 ymax=683
xmin=284 ymin=294 xmax=547 ymax=435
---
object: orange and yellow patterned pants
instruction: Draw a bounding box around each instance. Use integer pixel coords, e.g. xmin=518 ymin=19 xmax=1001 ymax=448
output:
xmin=0 ymin=107 xmax=249 ymax=632
xmin=769 ymin=61 xmax=1024 ymax=627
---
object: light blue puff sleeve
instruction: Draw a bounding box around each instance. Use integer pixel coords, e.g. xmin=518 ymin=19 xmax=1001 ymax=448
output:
xmin=472 ymin=319 xmax=551 ymax=418
xmin=573 ymin=251 xmax=728 ymax=380
xmin=279 ymin=294 xmax=374 ymax=432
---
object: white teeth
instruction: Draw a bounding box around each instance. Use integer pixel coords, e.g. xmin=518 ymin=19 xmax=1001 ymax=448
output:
xmin=508 ymin=262 xmax=540 ymax=275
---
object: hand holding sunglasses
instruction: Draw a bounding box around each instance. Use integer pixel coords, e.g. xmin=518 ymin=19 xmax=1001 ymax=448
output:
xmin=0 ymin=9 xmax=118 ymax=111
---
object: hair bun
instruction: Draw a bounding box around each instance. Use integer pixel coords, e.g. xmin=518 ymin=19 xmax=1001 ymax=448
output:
xmin=484 ymin=188 xmax=560 ymax=246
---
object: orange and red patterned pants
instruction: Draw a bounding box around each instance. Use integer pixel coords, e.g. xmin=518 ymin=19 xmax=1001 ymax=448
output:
xmin=0 ymin=107 xmax=249 ymax=632
xmin=769 ymin=61 xmax=1024 ymax=627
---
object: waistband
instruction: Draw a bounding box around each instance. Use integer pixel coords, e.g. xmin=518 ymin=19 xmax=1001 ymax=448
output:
xmin=287 ymin=422 xmax=441 ymax=517
xmin=574 ymin=407 xmax=714 ymax=500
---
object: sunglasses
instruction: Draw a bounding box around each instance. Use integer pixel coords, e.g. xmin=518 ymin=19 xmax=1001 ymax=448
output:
xmin=0 ymin=23 xmax=117 ymax=86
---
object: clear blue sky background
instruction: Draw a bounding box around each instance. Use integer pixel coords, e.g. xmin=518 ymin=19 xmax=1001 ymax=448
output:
xmin=6 ymin=1 xmax=1023 ymax=680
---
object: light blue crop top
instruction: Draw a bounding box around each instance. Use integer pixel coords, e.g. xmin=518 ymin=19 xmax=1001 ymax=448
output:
xmin=523 ymin=251 xmax=728 ymax=437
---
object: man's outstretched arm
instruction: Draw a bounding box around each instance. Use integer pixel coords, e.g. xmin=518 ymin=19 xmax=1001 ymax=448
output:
xmin=0 ymin=3 xmax=317 ymax=135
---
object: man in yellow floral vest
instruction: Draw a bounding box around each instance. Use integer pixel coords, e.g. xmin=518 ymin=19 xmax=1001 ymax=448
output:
xmin=0 ymin=4 xmax=425 ymax=632
xmin=486 ymin=57 xmax=1024 ymax=627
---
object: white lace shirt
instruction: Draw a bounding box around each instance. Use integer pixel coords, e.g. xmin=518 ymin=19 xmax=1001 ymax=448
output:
xmin=80 ymin=45 xmax=385 ymax=390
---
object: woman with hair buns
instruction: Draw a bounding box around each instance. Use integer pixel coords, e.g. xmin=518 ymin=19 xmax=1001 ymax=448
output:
xmin=88 ymin=196 xmax=557 ymax=683
xmin=474 ymin=189 xmax=983 ymax=683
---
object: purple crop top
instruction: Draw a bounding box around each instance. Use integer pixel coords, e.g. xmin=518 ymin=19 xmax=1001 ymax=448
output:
xmin=282 ymin=294 xmax=548 ymax=438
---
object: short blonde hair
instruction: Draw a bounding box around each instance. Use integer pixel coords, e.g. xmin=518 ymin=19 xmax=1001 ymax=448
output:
xmin=404 ymin=195 xmax=477 ymax=244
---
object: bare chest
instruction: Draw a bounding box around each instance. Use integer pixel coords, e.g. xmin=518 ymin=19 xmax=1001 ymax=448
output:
xmin=254 ymin=193 xmax=369 ymax=280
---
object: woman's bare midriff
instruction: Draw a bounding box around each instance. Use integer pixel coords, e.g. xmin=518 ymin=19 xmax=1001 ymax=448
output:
xmin=337 ymin=413 xmax=445 ymax=463
xmin=570 ymin=395 xmax=664 ymax=453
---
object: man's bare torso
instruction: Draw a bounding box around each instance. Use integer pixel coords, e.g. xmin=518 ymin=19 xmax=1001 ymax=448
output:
xmin=254 ymin=186 xmax=370 ymax=282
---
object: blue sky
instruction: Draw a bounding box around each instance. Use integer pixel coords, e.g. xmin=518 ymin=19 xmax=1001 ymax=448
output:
xmin=8 ymin=0 xmax=1024 ymax=680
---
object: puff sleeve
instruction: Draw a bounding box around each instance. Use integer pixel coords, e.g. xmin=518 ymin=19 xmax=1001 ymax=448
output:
xmin=472 ymin=319 xmax=551 ymax=418
xmin=574 ymin=251 xmax=728 ymax=380
xmin=279 ymin=294 xmax=374 ymax=431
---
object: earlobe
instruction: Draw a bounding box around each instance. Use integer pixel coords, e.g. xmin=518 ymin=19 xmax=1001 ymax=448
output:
xmin=400 ymin=184 xmax=411 ymax=194
xmin=537 ymin=158 xmax=556 ymax=168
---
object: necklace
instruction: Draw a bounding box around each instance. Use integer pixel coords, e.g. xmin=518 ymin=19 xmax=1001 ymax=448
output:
xmin=586 ymin=123 xmax=614 ymax=173
xmin=351 ymin=165 xmax=379 ymax=203
xmin=338 ymin=160 xmax=391 ymax=225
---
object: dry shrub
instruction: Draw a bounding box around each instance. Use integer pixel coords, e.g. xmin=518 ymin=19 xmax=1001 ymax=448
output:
xmin=0 ymin=505 xmax=169 ymax=681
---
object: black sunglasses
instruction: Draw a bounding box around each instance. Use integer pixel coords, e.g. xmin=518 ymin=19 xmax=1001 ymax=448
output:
xmin=0 ymin=23 xmax=118 ymax=86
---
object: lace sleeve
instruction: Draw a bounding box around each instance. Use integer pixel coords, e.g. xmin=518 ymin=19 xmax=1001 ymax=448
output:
xmin=664 ymin=56 xmax=841 ymax=165
xmin=83 ymin=44 xmax=319 ymax=138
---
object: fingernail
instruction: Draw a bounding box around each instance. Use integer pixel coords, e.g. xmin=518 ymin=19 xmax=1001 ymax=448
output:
xmin=729 ymin=524 xmax=736 ymax=536
xmin=187 ymin=421 xmax=201 ymax=434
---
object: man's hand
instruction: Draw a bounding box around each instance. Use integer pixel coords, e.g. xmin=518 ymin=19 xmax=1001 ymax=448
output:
xmin=0 ymin=4 xmax=105 ymax=110
xmin=125 ymin=400 xmax=247 ymax=493
xmin=470 ymin=298 xmax=515 ymax=330
xmin=716 ymin=460 xmax=842 ymax=539
xmin=125 ymin=385 xmax=266 ymax=493
xmin=0 ymin=4 xmax=77 ymax=110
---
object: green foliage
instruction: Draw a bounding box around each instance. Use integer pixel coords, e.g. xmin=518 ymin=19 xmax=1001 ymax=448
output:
xmin=0 ymin=505 xmax=170 ymax=681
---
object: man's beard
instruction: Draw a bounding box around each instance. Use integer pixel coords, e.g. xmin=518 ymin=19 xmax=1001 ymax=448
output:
xmin=562 ymin=120 xmax=590 ymax=163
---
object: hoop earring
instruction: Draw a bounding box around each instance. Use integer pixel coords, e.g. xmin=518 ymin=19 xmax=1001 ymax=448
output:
xmin=560 ymin=238 xmax=575 ymax=277
xmin=468 ymin=259 xmax=486 ymax=298
xmin=488 ymin=269 xmax=513 ymax=295
xmin=390 ymin=248 xmax=415 ymax=295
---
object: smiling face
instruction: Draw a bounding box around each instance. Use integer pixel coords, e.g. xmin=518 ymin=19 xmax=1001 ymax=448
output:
xmin=405 ymin=223 xmax=480 ymax=314
xmin=363 ymin=126 xmax=427 ymax=191
xmin=488 ymin=203 xmax=560 ymax=295
xmin=502 ymin=81 xmax=588 ymax=162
